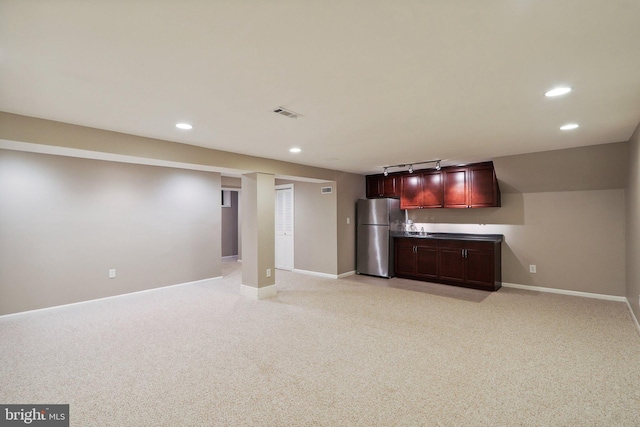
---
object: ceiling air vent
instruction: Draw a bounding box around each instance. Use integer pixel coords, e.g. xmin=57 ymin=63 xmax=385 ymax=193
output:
xmin=321 ymin=186 xmax=333 ymax=194
xmin=273 ymin=107 xmax=301 ymax=119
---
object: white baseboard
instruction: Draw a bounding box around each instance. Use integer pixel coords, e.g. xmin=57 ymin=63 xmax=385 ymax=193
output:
xmin=502 ymin=282 xmax=640 ymax=336
xmin=502 ymin=282 xmax=626 ymax=302
xmin=290 ymin=269 xmax=355 ymax=280
xmin=293 ymin=269 xmax=338 ymax=279
xmin=240 ymin=284 xmax=277 ymax=300
xmin=625 ymin=299 xmax=640 ymax=337
xmin=338 ymin=270 xmax=356 ymax=279
xmin=0 ymin=276 xmax=223 ymax=318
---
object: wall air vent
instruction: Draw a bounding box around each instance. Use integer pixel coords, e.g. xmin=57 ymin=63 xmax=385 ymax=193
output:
xmin=273 ymin=107 xmax=301 ymax=119
xmin=321 ymin=186 xmax=333 ymax=194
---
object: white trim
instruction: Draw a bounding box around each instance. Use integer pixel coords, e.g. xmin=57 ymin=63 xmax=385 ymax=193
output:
xmin=625 ymin=299 xmax=640 ymax=337
xmin=0 ymin=276 xmax=222 ymax=318
xmin=292 ymin=269 xmax=356 ymax=279
xmin=501 ymin=282 xmax=626 ymax=302
xmin=338 ymin=270 xmax=356 ymax=279
xmin=240 ymin=284 xmax=277 ymax=300
xmin=222 ymin=255 xmax=239 ymax=259
xmin=293 ymin=269 xmax=338 ymax=279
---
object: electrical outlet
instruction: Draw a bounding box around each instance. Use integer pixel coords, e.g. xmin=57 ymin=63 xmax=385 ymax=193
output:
xmin=529 ymin=265 xmax=537 ymax=274
xmin=108 ymin=269 xmax=116 ymax=279
xmin=266 ymin=268 xmax=271 ymax=278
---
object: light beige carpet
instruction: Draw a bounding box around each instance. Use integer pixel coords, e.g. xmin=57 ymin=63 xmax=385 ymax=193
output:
xmin=1 ymin=258 xmax=639 ymax=426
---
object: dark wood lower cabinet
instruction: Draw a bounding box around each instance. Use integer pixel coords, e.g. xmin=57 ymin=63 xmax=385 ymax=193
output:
xmin=395 ymin=238 xmax=438 ymax=280
xmin=395 ymin=236 xmax=502 ymax=291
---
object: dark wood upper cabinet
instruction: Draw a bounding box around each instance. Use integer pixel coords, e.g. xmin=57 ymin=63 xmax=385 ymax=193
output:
xmin=400 ymin=174 xmax=422 ymax=209
xmin=400 ymin=171 xmax=443 ymax=209
xmin=468 ymin=163 xmax=500 ymax=207
xmin=367 ymin=161 xmax=499 ymax=208
xmin=443 ymin=168 xmax=468 ymax=208
xmin=365 ymin=174 xmax=399 ymax=198
xmin=444 ymin=162 xmax=500 ymax=208
xmin=420 ymin=171 xmax=444 ymax=208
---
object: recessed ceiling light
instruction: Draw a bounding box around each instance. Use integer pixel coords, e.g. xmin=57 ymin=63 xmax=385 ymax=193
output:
xmin=545 ymin=87 xmax=572 ymax=97
xmin=560 ymin=123 xmax=579 ymax=130
xmin=289 ymin=147 xmax=302 ymax=153
xmin=176 ymin=123 xmax=193 ymax=130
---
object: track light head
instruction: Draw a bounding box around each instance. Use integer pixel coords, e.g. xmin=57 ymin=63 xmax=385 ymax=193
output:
xmin=408 ymin=165 xmax=414 ymax=174
xmin=436 ymin=161 xmax=441 ymax=171
xmin=383 ymin=167 xmax=388 ymax=176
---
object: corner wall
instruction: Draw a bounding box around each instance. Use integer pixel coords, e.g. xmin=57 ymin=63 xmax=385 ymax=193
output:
xmin=409 ymin=190 xmax=625 ymax=296
xmin=407 ymin=142 xmax=628 ymax=297
xmin=336 ymin=172 xmax=366 ymax=275
xmin=626 ymin=122 xmax=640 ymax=321
xmin=0 ymin=149 xmax=221 ymax=315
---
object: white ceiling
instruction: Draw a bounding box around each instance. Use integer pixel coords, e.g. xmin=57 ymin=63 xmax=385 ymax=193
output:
xmin=1 ymin=0 xmax=639 ymax=175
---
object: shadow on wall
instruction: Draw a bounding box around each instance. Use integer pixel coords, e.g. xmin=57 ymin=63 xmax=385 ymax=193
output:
xmin=410 ymin=191 xmax=524 ymax=226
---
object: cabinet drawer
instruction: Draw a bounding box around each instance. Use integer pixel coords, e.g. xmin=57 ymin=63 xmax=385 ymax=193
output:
xmin=465 ymin=241 xmax=494 ymax=252
xmin=438 ymin=239 xmax=465 ymax=249
xmin=416 ymin=239 xmax=438 ymax=248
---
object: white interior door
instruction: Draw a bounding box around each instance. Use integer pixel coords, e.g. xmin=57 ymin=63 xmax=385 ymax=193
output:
xmin=275 ymin=185 xmax=294 ymax=271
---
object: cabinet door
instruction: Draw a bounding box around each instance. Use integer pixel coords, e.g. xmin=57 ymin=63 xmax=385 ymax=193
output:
xmin=415 ymin=241 xmax=438 ymax=279
xmin=400 ymin=175 xmax=422 ymax=209
xmin=381 ymin=175 xmax=399 ymax=197
xmin=438 ymin=241 xmax=465 ymax=283
xmin=366 ymin=175 xmax=383 ymax=198
xmin=420 ymin=171 xmax=444 ymax=208
xmin=443 ymin=168 xmax=468 ymax=208
xmin=463 ymin=241 xmax=494 ymax=287
xmin=469 ymin=165 xmax=499 ymax=207
xmin=395 ymin=238 xmax=416 ymax=276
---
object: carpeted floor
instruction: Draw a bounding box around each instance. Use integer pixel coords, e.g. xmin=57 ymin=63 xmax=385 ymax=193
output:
xmin=1 ymin=258 xmax=639 ymax=426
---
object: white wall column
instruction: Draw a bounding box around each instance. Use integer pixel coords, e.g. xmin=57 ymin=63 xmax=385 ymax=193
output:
xmin=240 ymin=172 xmax=276 ymax=299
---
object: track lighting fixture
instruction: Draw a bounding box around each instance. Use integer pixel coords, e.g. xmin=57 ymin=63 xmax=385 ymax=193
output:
xmin=380 ymin=159 xmax=441 ymax=175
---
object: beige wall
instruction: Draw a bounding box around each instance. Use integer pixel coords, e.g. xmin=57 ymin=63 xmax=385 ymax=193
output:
xmin=295 ymin=182 xmax=338 ymax=275
xmin=407 ymin=142 xmax=628 ymax=297
xmin=409 ymin=190 xmax=626 ymax=296
xmin=0 ymin=112 xmax=338 ymax=182
xmin=0 ymin=149 xmax=221 ymax=315
xmin=336 ymin=172 xmax=366 ymax=275
xmin=0 ymin=112 xmax=365 ymax=277
xmin=241 ymin=173 xmax=275 ymax=289
xmin=626 ymin=122 xmax=640 ymax=320
xmin=275 ymin=180 xmax=339 ymax=275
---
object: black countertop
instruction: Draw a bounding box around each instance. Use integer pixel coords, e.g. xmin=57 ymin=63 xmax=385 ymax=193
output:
xmin=391 ymin=232 xmax=503 ymax=242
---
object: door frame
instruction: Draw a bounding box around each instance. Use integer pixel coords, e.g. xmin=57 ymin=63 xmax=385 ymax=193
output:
xmin=275 ymin=184 xmax=294 ymax=271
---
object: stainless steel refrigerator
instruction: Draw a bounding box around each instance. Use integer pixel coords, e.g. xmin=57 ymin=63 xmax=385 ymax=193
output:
xmin=356 ymin=198 xmax=403 ymax=278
